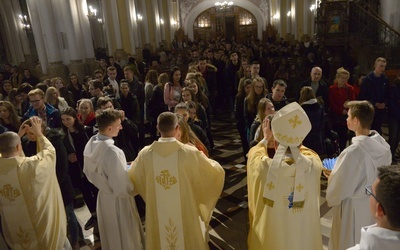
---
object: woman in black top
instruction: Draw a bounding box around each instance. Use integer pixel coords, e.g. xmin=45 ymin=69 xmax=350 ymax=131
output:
xmin=61 ymin=107 xmax=99 ymax=231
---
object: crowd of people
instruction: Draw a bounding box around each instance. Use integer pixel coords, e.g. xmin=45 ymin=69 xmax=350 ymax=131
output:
xmin=0 ymin=34 xmax=399 ymax=249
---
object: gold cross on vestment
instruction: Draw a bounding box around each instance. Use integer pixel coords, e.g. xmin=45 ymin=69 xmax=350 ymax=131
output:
xmin=289 ymin=115 xmax=302 ymax=129
xmin=266 ymin=181 xmax=275 ymax=190
xmin=296 ymin=183 xmax=304 ymax=192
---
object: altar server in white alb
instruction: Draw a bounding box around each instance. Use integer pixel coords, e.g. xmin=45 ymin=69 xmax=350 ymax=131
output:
xmin=247 ymin=102 xmax=323 ymax=250
xmin=84 ymin=108 xmax=144 ymax=249
xmin=129 ymin=112 xmax=225 ymax=250
xmin=326 ymin=100 xmax=391 ymax=250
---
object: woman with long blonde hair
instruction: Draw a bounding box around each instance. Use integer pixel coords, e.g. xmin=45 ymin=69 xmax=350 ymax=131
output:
xmin=244 ymin=77 xmax=268 ymax=140
xmin=175 ymin=113 xmax=209 ymax=157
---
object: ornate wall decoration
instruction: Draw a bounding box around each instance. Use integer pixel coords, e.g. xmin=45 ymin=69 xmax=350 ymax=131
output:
xmin=180 ymin=0 xmax=200 ymax=28
xmin=259 ymin=0 xmax=269 ymax=19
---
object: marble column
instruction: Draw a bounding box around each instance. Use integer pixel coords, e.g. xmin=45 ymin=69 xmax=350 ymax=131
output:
xmin=56 ymin=0 xmax=87 ymax=80
xmin=78 ymin=0 xmax=95 ymax=59
xmin=12 ymin=1 xmax=31 ymax=58
xmin=76 ymin=0 xmax=97 ymax=75
xmin=158 ymin=0 xmax=166 ymax=42
xmin=2 ymin=0 xmax=25 ymax=64
xmin=26 ymin=0 xmax=49 ymax=75
xmin=126 ymin=0 xmax=139 ymax=55
xmin=0 ymin=1 xmax=17 ymax=64
xmin=140 ymin=0 xmax=150 ymax=44
xmin=36 ymin=0 xmax=67 ymax=78
xmin=152 ymin=0 xmax=162 ymax=48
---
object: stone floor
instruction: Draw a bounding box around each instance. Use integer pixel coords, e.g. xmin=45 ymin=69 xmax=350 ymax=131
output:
xmin=74 ymin=111 xmax=333 ymax=249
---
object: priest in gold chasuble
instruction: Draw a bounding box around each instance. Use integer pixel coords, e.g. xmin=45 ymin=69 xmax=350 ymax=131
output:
xmin=129 ymin=112 xmax=225 ymax=250
xmin=247 ymin=102 xmax=323 ymax=250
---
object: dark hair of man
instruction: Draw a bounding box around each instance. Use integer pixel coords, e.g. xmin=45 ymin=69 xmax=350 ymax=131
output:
xmin=157 ymin=111 xmax=178 ymax=135
xmin=345 ymin=100 xmax=374 ymax=129
xmin=17 ymin=82 xmax=33 ymax=95
xmin=376 ymin=165 xmax=400 ymax=229
xmin=94 ymin=69 xmax=103 ymax=76
xmin=107 ymin=66 xmax=117 ymax=72
xmin=90 ymin=80 xmax=104 ymax=90
xmin=272 ymin=79 xmax=287 ymax=88
xmin=96 ymin=108 xmax=122 ymax=132
xmin=198 ymin=56 xmax=208 ymax=62
xmin=97 ymin=96 xmax=113 ymax=109
xmin=251 ymin=61 xmax=260 ymax=66
xmin=0 ymin=131 xmax=20 ymax=155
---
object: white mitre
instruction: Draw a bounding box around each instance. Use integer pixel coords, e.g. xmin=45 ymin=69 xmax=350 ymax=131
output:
xmin=263 ymin=102 xmax=312 ymax=208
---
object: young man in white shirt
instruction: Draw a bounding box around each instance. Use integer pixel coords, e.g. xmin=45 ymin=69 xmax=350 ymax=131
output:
xmin=348 ymin=165 xmax=400 ymax=250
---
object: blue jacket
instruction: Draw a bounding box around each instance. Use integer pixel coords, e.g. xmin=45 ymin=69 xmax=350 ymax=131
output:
xmin=22 ymin=103 xmax=61 ymax=128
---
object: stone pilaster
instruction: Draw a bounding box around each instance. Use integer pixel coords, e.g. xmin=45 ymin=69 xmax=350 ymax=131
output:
xmin=68 ymin=60 xmax=87 ymax=82
xmin=48 ymin=61 xmax=69 ymax=80
xmin=85 ymin=58 xmax=100 ymax=77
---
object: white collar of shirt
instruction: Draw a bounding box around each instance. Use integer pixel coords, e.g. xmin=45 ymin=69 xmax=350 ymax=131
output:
xmin=158 ymin=137 xmax=177 ymax=142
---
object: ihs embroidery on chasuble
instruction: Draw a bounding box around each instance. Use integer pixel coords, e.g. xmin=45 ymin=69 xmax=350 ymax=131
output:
xmin=156 ymin=169 xmax=177 ymax=190
xmin=0 ymin=184 xmax=21 ymax=202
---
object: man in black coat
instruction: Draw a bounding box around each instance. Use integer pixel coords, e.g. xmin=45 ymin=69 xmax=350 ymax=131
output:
xmin=298 ymin=66 xmax=329 ymax=110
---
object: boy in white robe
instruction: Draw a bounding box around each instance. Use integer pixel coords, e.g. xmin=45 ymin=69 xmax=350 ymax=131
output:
xmin=327 ymin=100 xmax=392 ymax=250
xmin=0 ymin=117 xmax=69 ymax=249
xmin=348 ymin=165 xmax=400 ymax=250
xmin=247 ymin=102 xmax=323 ymax=250
xmin=84 ymin=108 xmax=144 ymax=250
xmin=129 ymin=112 xmax=225 ymax=250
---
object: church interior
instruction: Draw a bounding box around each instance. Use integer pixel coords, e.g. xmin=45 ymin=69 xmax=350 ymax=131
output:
xmin=0 ymin=0 xmax=399 ymax=249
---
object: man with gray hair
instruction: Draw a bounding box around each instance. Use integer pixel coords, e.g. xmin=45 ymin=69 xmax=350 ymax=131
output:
xmin=0 ymin=117 xmax=69 ymax=249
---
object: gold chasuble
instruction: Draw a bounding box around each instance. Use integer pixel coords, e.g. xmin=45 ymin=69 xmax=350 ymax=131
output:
xmin=247 ymin=102 xmax=323 ymax=250
xmin=130 ymin=138 xmax=225 ymax=250
xmin=153 ymin=150 xmax=185 ymax=249
xmin=0 ymin=167 xmax=38 ymax=249
xmin=0 ymin=136 xmax=67 ymax=249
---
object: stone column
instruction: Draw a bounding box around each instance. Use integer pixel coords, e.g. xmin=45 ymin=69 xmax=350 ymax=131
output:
xmin=55 ymin=0 xmax=87 ymax=80
xmin=151 ymin=0 xmax=162 ymax=48
xmin=10 ymin=0 xmax=32 ymax=67
xmin=36 ymin=0 xmax=67 ymax=78
xmin=1 ymin=0 xmax=25 ymax=64
xmin=76 ymin=0 xmax=96 ymax=76
xmin=126 ymin=0 xmax=139 ymax=55
xmin=140 ymin=0 xmax=150 ymax=44
xmin=158 ymin=0 xmax=166 ymax=42
xmin=26 ymin=0 xmax=49 ymax=76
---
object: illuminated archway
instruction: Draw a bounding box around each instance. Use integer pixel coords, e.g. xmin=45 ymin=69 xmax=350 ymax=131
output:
xmin=185 ymin=1 xmax=268 ymax=40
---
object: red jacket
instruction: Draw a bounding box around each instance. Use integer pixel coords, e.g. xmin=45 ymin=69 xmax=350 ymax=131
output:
xmin=328 ymin=83 xmax=355 ymax=115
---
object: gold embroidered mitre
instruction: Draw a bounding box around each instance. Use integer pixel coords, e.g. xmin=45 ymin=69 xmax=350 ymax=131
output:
xmin=264 ymin=102 xmax=311 ymax=207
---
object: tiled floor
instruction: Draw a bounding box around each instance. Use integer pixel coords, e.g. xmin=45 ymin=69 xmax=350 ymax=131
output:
xmin=75 ymin=111 xmax=333 ymax=249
